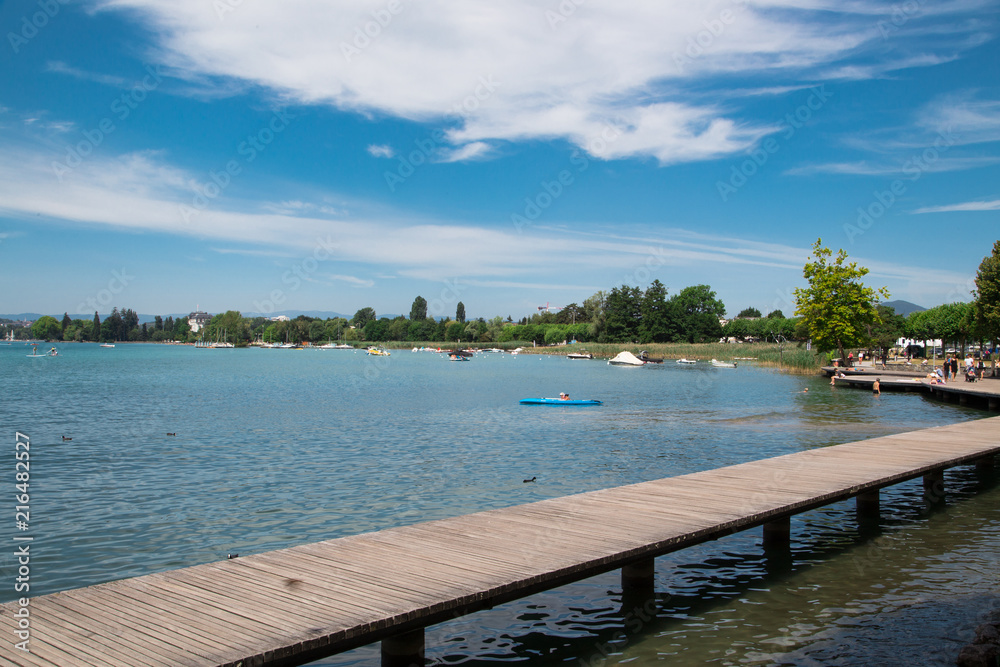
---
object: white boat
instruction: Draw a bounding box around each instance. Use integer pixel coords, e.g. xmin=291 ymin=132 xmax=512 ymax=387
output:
xmin=100 ymin=343 xmax=115 ymax=348
xmin=511 ymin=347 xmax=525 ymax=355
xmin=676 ymin=358 xmax=697 ymax=364
xmin=711 ymin=359 xmax=737 ymax=368
xmin=366 ymin=347 xmax=390 ymax=356
xmin=567 ymin=352 xmax=593 ymax=360
xmin=608 ymin=351 xmax=645 ymax=366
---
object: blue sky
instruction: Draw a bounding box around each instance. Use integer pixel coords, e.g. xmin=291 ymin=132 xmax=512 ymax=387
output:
xmin=1 ymin=1 xmax=998 ymax=320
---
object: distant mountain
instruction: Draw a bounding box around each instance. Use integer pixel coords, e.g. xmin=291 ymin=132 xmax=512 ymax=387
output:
xmin=882 ymin=300 xmax=926 ymax=317
xmin=2 ymin=310 xmax=375 ymax=323
xmin=242 ymin=310 xmax=352 ymax=320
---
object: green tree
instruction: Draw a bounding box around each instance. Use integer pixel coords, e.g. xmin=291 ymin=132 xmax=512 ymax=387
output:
xmin=353 ymin=307 xmax=376 ymax=329
xmin=445 ymin=320 xmax=465 ymax=341
xmin=309 ymin=320 xmax=327 ymax=342
xmin=61 ymin=312 xmax=71 ymax=337
xmin=92 ymin=312 xmax=101 ymax=340
xmin=174 ymin=317 xmax=191 ymax=342
xmin=154 ymin=315 xmax=163 ymax=331
xmin=973 ymin=240 xmax=1000 ymax=356
xmin=107 ymin=308 xmax=125 ymax=341
xmin=555 ymin=303 xmax=584 ymax=325
xmin=766 ymin=309 xmax=785 ymax=319
xmin=868 ymin=305 xmax=905 ymax=356
xmin=672 ymin=285 xmax=726 ymax=343
xmin=639 ymin=280 xmax=674 ymax=343
xmin=410 ymin=296 xmax=428 ymax=321
xmin=604 ymin=285 xmax=643 ymax=342
xmin=31 ymin=316 xmax=62 ymax=341
xmin=456 ymin=302 xmax=466 ymax=323
xmin=794 ymin=239 xmax=889 ymax=362
xmin=736 ymin=307 xmax=762 ymax=318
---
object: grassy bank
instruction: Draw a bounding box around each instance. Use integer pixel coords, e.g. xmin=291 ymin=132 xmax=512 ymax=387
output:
xmin=361 ymin=340 xmax=826 ymax=372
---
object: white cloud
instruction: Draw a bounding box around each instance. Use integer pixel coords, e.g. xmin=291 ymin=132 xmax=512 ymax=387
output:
xmin=327 ymin=274 xmax=375 ymax=288
xmin=437 ymin=141 xmax=491 ymax=163
xmin=92 ymin=1 xmax=987 ymax=165
xmin=46 ymin=61 xmax=130 ymax=87
xmin=366 ymin=144 xmax=394 ymax=159
xmin=912 ymin=199 xmax=1000 ymax=214
xmin=786 ymin=156 xmax=1000 ymax=176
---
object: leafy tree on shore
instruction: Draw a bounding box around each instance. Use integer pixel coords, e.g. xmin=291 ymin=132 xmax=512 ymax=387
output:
xmin=456 ymin=302 xmax=466 ymax=324
xmin=353 ymin=307 xmax=376 ymax=329
xmin=639 ymin=280 xmax=673 ymax=343
xmin=736 ymin=307 xmax=761 ymax=318
xmin=61 ymin=312 xmax=71 ymax=337
xmin=973 ymin=240 xmax=1000 ymax=353
xmin=31 ymin=316 xmax=61 ymax=341
xmin=604 ymin=285 xmax=643 ymax=342
xmin=794 ymin=239 xmax=888 ymax=362
xmin=410 ymin=296 xmax=427 ymax=321
xmin=92 ymin=312 xmax=101 ymax=340
xmin=672 ymin=285 xmax=726 ymax=343
xmin=868 ymin=305 xmax=905 ymax=356
xmin=766 ymin=309 xmax=785 ymax=319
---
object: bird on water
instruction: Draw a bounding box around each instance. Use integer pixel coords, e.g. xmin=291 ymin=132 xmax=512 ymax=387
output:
xmin=523 ymin=476 xmax=536 ymax=483
xmin=61 ymin=436 xmax=72 ymax=441
xmin=166 ymin=432 xmax=177 ymax=436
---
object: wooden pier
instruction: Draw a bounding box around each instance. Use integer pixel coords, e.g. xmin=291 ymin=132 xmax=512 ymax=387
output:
xmin=831 ymin=372 xmax=1000 ymax=411
xmin=2 ymin=416 xmax=999 ymax=667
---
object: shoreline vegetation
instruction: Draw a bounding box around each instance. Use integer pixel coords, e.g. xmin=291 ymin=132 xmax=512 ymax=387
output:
xmin=43 ymin=339 xmax=829 ymax=372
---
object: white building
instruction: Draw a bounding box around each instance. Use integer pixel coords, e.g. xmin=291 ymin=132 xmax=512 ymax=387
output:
xmin=188 ymin=310 xmax=211 ymax=333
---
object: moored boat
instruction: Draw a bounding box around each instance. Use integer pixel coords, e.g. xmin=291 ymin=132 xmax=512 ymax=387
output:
xmin=711 ymin=359 xmax=737 ymax=368
xmin=519 ymin=397 xmax=602 ymax=406
xmin=608 ymin=351 xmax=645 ymax=366
xmin=567 ymin=352 xmax=593 ymax=360
xmin=676 ymin=358 xmax=697 ymax=364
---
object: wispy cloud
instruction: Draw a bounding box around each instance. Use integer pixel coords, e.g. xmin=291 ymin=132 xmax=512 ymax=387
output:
xmin=210 ymin=247 xmax=297 ymax=258
xmin=326 ymin=274 xmax=375 ymax=288
xmin=46 ymin=61 xmax=129 ymax=87
xmin=438 ymin=141 xmax=491 ymax=163
xmin=912 ymin=199 xmax=1000 ymax=214
xmin=366 ymin=144 xmax=394 ymax=159
xmin=786 ymin=156 xmax=1000 ymax=176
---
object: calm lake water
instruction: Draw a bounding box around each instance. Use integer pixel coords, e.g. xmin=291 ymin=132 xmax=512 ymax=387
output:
xmin=1 ymin=343 xmax=996 ymax=665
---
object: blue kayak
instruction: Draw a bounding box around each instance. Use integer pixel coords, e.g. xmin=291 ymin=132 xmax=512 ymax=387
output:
xmin=519 ymin=398 xmax=602 ymax=405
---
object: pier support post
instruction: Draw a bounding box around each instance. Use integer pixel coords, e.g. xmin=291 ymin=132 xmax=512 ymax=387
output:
xmin=976 ymin=454 xmax=995 ymax=473
xmin=989 ymin=398 xmax=998 ymax=411
xmin=763 ymin=516 xmax=790 ymax=551
xmin=621 ymin=558 xmax=655 ymax=594
xmin=763 ymin=516 xmax=792 ymax=572
xmin=856 ymin=489 xmax=880 ymax=534
xmin=621 ymin=557 xmax=656 ymax=611
xmin=923 ymin=469 xmax=945 ymax=505
xmin=959 ymin=393 xmax=968 ymax=405
xmin=382 ymin=628 xmax=424 ymax=667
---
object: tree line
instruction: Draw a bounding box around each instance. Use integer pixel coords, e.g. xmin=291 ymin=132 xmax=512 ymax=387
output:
xmin=12 ymin=239 xmax=999 ymax=355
